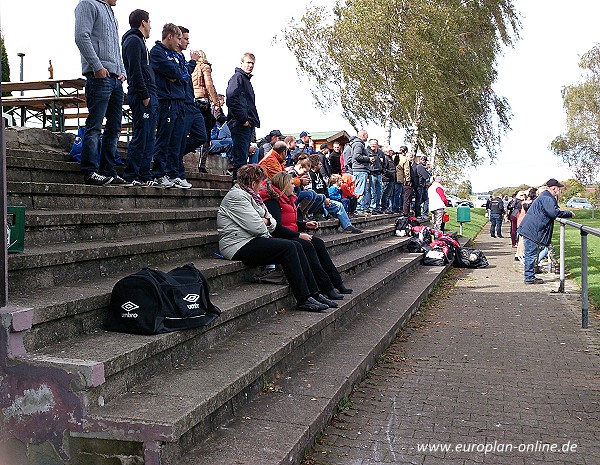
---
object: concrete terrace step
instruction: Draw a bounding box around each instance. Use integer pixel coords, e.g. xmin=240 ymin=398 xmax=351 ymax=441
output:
xmin=180 ymin=260 xmax=452 ymax=465
xmin=70 ymin=252 xmax=425 ymax=463
xmin=8 ymin=218 xmax=399 ymax=295
xmin=23 ymin=207 xmax=218 ymax=246
xmin=6 ymin=148 xmax=233 ymax=189
xmin=7 ymin=181 xmax=230 ymax=210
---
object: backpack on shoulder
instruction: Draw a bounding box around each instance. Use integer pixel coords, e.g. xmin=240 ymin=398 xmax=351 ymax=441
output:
xmin=107 ymin=264 xmax=221 ymax=335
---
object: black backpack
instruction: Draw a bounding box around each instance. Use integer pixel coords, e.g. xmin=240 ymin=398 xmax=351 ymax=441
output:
xmin=107 ymin=264 xmax=221 ymax=335
xmin=454 ymin=247 xmax=489 ymax=269
xmin=394 ymin=216 xmax=410 ymax=237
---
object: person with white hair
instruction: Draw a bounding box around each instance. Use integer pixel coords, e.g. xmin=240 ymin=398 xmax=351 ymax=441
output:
xmin=427 ymin=175 xmax=449 ymax=230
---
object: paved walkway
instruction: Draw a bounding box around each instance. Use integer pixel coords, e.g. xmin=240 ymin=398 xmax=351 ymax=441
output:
xmin=304 ymin=223 xmax=600 ymax=465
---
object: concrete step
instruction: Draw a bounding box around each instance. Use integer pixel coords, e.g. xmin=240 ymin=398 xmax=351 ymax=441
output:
xmin=6 ymin=148 xmax=233 ymax=190
xmin=21 ymin=208 xmax=399 ymax=247
xmin=179 ymin=259 xmax=453 ymax=465
xmin=23 ymin=207 xmax=218 ymax=246
xmin=67 ymin=251 xmax=425 ymax=464
xmin=8 ymin=217 xmax=399 ymax=295
xmin=7 ymin=181 xmax=230 ymax=211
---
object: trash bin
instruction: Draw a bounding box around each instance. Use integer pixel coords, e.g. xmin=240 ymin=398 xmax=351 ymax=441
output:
xmin=457 ymin=205 xmax=471 ymax=223
xmin=7 ymin=206 xmax=25 ymax=253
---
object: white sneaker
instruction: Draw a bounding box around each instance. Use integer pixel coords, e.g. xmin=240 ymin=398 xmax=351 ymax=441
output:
xmin=145 ymin=179 xmax=161 ymax=188
xmin=155 ymin=176 xmax=175 ymax=188
xmin=172 ymin=177 xmax=193 ymax=189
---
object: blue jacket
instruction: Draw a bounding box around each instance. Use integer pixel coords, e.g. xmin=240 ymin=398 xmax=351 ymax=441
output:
xmin=328 ymin=185 xmax=342 ymax=201
xmin=150 ymin=41 xmax=185 ymax=101
xmin=517 ymin=190 xmax=573 ymax=246
xmin=122 ymin=28 xmax=156 ymax=101
xmin=225 ymin=67 xmax=260 ymax=128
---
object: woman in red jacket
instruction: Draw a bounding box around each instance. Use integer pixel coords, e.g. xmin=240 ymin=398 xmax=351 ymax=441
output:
xmin=261 ymin=172 xmax=353 ymax=300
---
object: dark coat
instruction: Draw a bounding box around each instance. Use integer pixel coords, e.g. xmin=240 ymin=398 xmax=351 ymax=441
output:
xmin=122 ymin=28 xmax=156 ymax=101
xmin=225 ymin=67 xmax=260 ymax=129
xmin=517 ymin=190 xmax=573 ymax=246
xmin=149 ymin=41 xmax=185 ymax=100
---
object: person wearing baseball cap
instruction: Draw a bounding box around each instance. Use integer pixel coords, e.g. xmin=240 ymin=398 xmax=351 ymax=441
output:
xmin=517 ymin=178 xmax=574 ymax=284
xmin=298 ymin=131 xmax=316 ymax=155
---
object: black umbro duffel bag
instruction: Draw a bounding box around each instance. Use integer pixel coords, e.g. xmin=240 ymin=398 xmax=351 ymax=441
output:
xmin=107 ymin=263 xmax=221 ymax=335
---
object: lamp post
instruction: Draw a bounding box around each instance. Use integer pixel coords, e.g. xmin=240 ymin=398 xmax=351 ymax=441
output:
xmin=17 ymin=53 xmax=25 ymax=126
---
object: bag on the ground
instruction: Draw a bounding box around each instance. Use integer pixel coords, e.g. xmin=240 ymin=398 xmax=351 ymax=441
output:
xmin=70 ymin=127 xmax=123 ymax=165
xmin=411 ymin=225 xmax=432 ymax=243
xmin=107 ymin=263 xmax=221 ymax=335
xmin=422 ymin=246 xmax=449 ymax=266
xmin=407 ymin=237 xmax=431 ymax=253
xmin=409 ymin=216 xmax=420 ymax=227
xmin=252 ymin=265 xmax=287 ymax=285
xmin=394 ymin=216 xmax=411 ymax=237
xmin=429 ymin=239 xmax=455 ymax=263
xmin=454 ymin=247 xmax=489 ymax=268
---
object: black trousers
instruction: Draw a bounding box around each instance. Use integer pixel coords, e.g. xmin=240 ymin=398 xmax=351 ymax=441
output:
xmin=291 ymin=236 xmax=343 ymax=293
xmin=233 ymin=237 xmax=319 ymax=301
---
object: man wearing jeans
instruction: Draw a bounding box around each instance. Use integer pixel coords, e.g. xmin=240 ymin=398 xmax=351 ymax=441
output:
xmin=226 ymin=53 xmax=260 ymax=179
xmin=348 ymin=130 xmax=371 ymax=214
xmin=75 ymin=0 xmax=127 ymax=186
xmin=517 ymin=178 xmax=574 ymax=284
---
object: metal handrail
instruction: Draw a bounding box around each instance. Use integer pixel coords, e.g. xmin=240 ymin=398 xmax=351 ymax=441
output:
xmin=556 ymin=217 xmax=600 ymax=328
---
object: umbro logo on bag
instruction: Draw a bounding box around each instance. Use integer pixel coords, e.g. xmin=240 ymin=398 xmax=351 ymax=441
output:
xmin=121 ymin=301 xmax=139 ymax=318
xmin=183 ymin=293 xmax=200 ymax=309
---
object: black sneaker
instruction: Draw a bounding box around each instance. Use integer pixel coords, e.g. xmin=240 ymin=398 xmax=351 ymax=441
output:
xmin=524 ymin=277 xmax=544 ymax=284
xmin=344 ymin=226 xmax=362 ymax=234
xmin=109 ymin=175 xmax=133 ymax=186
xmin=84 ymin=172 xmax=113 ymax=186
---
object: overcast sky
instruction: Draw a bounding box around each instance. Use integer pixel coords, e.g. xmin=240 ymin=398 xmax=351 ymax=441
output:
xmin=1 ymin=0 xmax=599 ymax=192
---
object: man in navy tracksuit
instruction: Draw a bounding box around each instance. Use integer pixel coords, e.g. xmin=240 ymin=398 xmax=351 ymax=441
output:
xmin=121 ymin=9 xmax=158 ymax=187
xmin=174 ymin=26 xmax=206 ymax=188
xmin=150 ymin=23 xmax=185 ymax=188
xmin=226 ymin=53 xmax=260 ymax=180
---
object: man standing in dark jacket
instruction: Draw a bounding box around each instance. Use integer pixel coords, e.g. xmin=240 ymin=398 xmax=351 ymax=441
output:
xmin=226 ymin=53 xmax=260 ymax=179
xmin=122 ymin=9 xmax=158 ymax=187
xmin=488 ymin=193 xmax=505 ymax=238
xmin=380 ymin=146 xmax=397 ymax=213
xmin=517 ymin=179 xmax=574 ymax=284
xmin=349 ymin=130 xmax=371 ymax=214
xmin=367 ymin=139 xmax=385 ymax=214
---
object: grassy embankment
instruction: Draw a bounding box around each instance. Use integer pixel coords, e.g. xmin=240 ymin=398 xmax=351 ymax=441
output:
xmin=444 ymin=207 xmax=488 ymax=240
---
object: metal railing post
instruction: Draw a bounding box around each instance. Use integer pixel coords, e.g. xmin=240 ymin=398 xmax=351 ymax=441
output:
xmin=580 ymin=230 xmax=589 ymax=329
xmin=558 ymin=223 xmax=565 ymax=293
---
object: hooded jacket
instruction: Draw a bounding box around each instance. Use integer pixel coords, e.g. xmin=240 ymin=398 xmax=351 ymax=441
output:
xmin=226 ymin=67 xmax=260 ymax=128
xmin=122 ymin=28 xmax=156 ymax=101
xmin=348 ymin=136 xmax=370 ymax=173
xmin=192 ymin=62 xmax=220 ymax=104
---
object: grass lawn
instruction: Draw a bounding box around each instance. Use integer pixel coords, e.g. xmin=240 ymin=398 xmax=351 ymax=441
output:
xmin=444 ymin=207 xmax=488 ymax=240
xmin=552 ymin=209 xmax=600 ymax=311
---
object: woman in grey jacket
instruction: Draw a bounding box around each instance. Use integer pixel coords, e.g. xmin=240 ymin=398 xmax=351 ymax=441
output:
xmin=217 ymin=164 xmax=335 ymax=312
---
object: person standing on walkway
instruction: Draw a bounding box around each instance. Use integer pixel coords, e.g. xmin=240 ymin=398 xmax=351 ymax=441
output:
xmin=506 ymin=191 xmax=522 ymax=247
xmin=121 ymin=9 xmax=158 ymax=187
xmin=75 ymin=0 xmax=127 ymax=186
xmin=517 ymin=178 xmax=574 ymax=284
xmin=226 ymin=53 xmax=260 ymax=180
xmin=488 ymin=193 xmax=505 ymax=238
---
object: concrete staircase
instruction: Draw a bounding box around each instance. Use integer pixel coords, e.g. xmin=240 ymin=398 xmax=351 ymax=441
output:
xmin=0 ymin=128 xmax=452 ymax=465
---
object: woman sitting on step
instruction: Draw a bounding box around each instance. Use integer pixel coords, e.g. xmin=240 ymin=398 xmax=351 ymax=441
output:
xmin=260 ymin=171 xmax=353 ymax=300
xmin=217 ymin=164 xmax=337 ymax=312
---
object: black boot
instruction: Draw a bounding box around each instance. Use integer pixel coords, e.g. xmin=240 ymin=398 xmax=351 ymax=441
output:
xmin=297 ymin=297 xmax=329 ymax=312
xmin=336 ymin=284 xmax=353 ymax=294
xmin=325 ymin=289 xmax=345 ymax=300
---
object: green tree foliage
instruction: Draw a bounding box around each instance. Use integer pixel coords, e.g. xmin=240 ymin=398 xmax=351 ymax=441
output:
xmin=551 ymin=44 xmax=600 ymax=184
xmin=1 ymin=30 xmax=10 ymax=90
xmin=456 ymin=179 xmax=473 ymax=199
xmin=282 ymin=0 xmax=520 ymax=168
